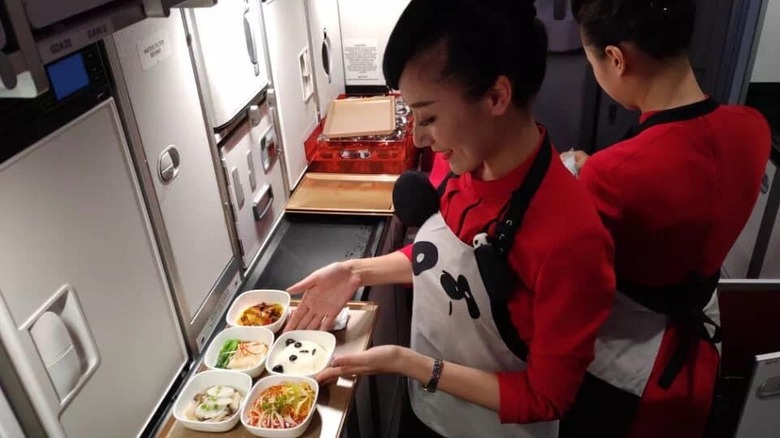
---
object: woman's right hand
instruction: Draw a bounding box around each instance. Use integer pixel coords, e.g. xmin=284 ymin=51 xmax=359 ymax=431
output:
xmin=285 ymin=262 xmax=361 ymax=332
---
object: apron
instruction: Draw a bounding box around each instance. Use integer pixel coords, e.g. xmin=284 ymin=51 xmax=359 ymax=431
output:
xmin=407 ymin=133 xmax=557 ymax=438
xmin=560 ymin=98 xmax=723 ymax=438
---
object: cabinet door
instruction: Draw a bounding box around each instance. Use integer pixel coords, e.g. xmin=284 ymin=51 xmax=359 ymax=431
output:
xmin=262 ymin=0 xmax=319 ymax=189
xmin=0 ymin=99 xmax=187 ymax=438
xmin=221 ymin=106 xmax=288 ymax=268
xmin=305 ymin=0 xmax=346 ymax=117
xmin=111 ymin=15 xmax=235 ymax=320
xmin=724 ymin=161 xmax=776 ymax=278
xmin=187 ymin=0 xmax=270 ymax=129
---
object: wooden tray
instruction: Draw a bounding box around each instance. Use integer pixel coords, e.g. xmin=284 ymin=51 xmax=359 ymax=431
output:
xmin=286 ymin=173 xmax=396 ymax=216
xmin=322 ymin=96 xmax=396 ymax=139
xmin=157 ymin=301 xmax=379 ymax=438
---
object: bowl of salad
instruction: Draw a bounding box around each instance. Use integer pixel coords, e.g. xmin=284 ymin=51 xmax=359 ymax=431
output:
xmin=226 ymin=290 xmax=290 ymax=333
xmin=240 ymin=375 xmax=319 ymax=438
xmin=204 ymin=326 xmax=274 ymax=378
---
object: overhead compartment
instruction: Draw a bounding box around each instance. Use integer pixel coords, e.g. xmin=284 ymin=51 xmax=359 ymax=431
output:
xmin=0 ymin=0 xmax=215 ymax=98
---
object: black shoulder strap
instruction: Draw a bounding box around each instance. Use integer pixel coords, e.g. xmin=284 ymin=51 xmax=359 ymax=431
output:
xmin=475 ymin=131 xmax=554 ymax=363
xmin=490 ymin=132 xmax=553 ymax=255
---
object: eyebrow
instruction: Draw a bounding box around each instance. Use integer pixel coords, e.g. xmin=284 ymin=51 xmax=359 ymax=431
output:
xmin=409 ymin=100 xmax=437 ymax=109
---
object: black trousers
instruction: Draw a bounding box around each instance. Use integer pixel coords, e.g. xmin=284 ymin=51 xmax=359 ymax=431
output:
xmin=558 ymin=373 xmax=641 ymax=438
xmin=398 ymin=391 xmax=445 ymax=438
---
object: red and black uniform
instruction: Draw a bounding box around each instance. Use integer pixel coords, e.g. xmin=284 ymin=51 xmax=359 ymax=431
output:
xmin=563 ymin=99 xmax=771 ymax=438
xmin=399 ymin=127 xmax=615 ymax=434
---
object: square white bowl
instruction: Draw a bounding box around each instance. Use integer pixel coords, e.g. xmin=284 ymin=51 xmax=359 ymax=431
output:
xmin=265 ymin=330 xmax=336 ymax=379
xmin=204 ymin=326 xmax=275 ymax=378
xmin=240 ymin=375 xmax=319 ymax=438
xmin=226 ymin=290 xmax=291 ymax=333
xmin=173 ymin=370 xmax=252 ymax=433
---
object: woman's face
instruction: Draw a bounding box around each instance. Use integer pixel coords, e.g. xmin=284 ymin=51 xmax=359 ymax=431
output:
xmin=397 ymin=46 xmax=501 ymax=175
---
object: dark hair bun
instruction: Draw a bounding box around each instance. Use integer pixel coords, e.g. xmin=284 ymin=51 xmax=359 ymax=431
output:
xmin=383 ymin=0 xmax=547 ymax=108
xmin=572 ymin=0 xmax=695 ymax=59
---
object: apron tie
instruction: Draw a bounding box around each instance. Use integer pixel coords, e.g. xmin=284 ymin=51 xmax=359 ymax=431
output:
xmin=617 ymin=270 xmax=721 ymax=389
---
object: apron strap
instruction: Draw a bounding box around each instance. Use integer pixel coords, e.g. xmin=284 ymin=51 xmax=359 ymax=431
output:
xmin=477 ymin=131 xmax=554 ymax=361
xmin=617 ymin=270 xmax=721 ymax=389
xmin=431 ymin=130 xmax=553 ymax=362
xmin=490 ymin=132 xmax=553 ymax=255
xmin=622 ymin=98 xmax=720 ymax=141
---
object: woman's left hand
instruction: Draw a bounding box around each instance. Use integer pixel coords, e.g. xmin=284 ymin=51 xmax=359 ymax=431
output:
xmin=316 ymin=345 xmax=408 ymax=384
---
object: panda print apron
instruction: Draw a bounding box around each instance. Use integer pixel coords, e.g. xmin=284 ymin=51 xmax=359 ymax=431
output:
xmin=407 ymin=133 xmax=558 ymax=438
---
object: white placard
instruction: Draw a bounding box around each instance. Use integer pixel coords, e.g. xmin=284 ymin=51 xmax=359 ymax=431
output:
xmin=344 ymin=38 xmax=382 ymax=84
xmin=138 ymin=30 xmax=172 ymax=72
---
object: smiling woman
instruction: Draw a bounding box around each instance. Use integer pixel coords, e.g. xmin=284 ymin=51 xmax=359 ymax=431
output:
xmin=285 ymin=2 xmax=617 ymax=438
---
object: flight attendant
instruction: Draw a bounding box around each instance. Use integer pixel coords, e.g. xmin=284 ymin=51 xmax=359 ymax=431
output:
xmin=560 ymin=1 xmax=772 ymax=437
xmin=285 ymin=1 xmax=616 ymax=437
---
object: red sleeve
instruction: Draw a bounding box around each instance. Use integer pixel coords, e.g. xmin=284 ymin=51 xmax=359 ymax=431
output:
xmin=398 ymin=244 xmax=413 ymax=260
xmin=578 ymin=156 xmax=622 ymax=233
xmin=497 ymin=230 xmax=616 ymax=423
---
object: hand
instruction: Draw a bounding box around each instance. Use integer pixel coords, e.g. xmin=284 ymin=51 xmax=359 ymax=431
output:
xmin=572 ymin=150 xmax=590 ymax=172
xmin=285 ymin=262 xmax=360 ymax=332
xmin=315 ymin=345 xmax=407 ymax=384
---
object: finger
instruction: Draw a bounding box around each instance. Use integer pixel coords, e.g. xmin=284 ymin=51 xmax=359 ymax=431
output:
xmin=292 ymin=307 xmax=317 ymax=332
xmin=305 ymin=311 xmax=325 ymax=330
xmin=330 ymin=353 xmax=364 ymax=368
xmin=285 ymin=305 xmax=310 ymax=332
xmin=319 ymin=314 xmax=336 ymax=332
xmin=287 ymin=276 xmax=316 ymax=295
xmin=316 ymin=365 xmax=374 ymax=384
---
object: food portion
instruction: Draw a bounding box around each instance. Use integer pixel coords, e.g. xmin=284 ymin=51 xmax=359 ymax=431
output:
xmin=238 ymin=302 xmax=284 ymax=326
xmin=270 ymin=339 xmax=328 ymax=375
xmin=247 ymin=382 xmax=316 ymax=429
xmin=185 ymin=385 xmax=243 ymax=423
xmin=215 ymin=339 xmax=269 ymax=370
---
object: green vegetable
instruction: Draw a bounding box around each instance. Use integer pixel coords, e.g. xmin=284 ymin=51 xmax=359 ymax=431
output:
xmin=216 ymin=339 xmax=240 ymax=368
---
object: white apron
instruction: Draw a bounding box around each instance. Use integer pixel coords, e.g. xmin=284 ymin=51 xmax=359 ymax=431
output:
xmin=588 ymin=289 xmax=720 ymax=396
xmin=408 ymin=212 xmax=558 ymax=438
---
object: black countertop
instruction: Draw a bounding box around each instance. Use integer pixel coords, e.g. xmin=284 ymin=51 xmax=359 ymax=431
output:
xmin=243 ymin=213 xmax=389 ymax=299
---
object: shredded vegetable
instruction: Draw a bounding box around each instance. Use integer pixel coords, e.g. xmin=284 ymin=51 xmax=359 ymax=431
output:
xmin=247 ymin=382 xmax=315 ymax=429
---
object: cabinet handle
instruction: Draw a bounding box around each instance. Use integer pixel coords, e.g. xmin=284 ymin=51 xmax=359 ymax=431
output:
xmin=158 ymin=145 xmax=181 ymax=184
xmin=322 ymin=28 xmax=332 ymax=84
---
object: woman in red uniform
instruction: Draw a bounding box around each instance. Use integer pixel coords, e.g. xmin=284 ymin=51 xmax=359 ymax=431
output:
xmin=560 ymin=1 xmax=772 ymax=437
xmin=284 ymin=1 xmax=615 ymax=437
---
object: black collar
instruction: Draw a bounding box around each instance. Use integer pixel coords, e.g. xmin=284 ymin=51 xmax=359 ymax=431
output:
xmin=625 ymin=98 xmax=720 ymax=140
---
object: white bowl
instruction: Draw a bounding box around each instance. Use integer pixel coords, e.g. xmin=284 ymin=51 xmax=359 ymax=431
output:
xmin=226 ymin=290 xmax=291 ymax=333
xmin=240 ymin=375 xmax=319 ymax=438
xmin=204 ymin=326 xmax=275 ymax=378
xmin=173 ymin=370 xmax=252 ymax=433
xmin=265 ymin=330 xmax=336 ymax=379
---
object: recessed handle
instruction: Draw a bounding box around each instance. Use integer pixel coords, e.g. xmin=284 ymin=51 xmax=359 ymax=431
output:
xmin=24 ymin=285 xmax=100 ymax=411
xmin=0 ymin=53 xmax=17 ymax=90
xmin=252 ymin=183 xmax=273 ymax=222
xmin=231 ymin=166 xmax=245 ymax=209
xmin=757 ymin=376 xmax=780 ymax=400
xmin=243 ymin=0 xmax=260 ymax=77
xmin=321 ymin=28 xmax=332 ymax=84
xmin=158 ymin=145 xmax=181 ymax=184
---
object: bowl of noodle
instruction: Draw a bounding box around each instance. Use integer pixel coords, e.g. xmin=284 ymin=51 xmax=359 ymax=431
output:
xmin=240 ymin=375 xmax=318 ymax=437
